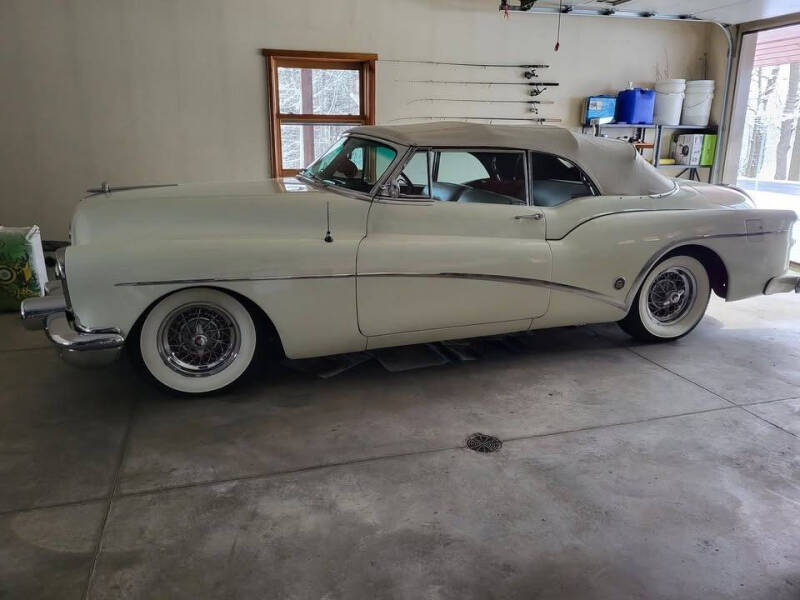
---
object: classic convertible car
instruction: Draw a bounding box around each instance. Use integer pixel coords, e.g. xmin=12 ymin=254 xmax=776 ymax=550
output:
xmin=21 ymin=122 xmax=799 ymax=394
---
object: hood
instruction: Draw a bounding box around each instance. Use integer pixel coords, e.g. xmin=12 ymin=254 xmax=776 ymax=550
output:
xmin=70 ymin=179 xmax=334 ymax=245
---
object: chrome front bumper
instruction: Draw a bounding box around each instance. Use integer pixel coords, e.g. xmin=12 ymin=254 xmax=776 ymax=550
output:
xmin=20 ymin=296 xmax=125 ymax=366
xmin=764 ymin=272 xmax=800 ymax=295
xmin=20 ymin=295 xmax=69 ymax=330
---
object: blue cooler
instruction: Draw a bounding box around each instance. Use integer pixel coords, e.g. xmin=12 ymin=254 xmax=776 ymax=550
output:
xmin=615 ymin=88 xmax=655 ymax=124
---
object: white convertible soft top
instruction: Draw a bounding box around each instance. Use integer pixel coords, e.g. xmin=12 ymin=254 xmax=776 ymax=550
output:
xmin=348 ymin=122 xmax=675 ymax=197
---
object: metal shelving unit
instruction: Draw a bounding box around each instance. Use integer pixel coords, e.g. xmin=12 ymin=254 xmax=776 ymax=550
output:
xmin=582 ymin=123 xmax=718 ymax=183
xmin=652 ymin=125 xmax=717 ymax=182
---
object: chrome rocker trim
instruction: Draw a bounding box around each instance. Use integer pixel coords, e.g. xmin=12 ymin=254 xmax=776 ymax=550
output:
xmin=115 ymin=273 xmax=355 ymax=287
xmin=360 ymin=272 xmax=627 ymax=310
xmin=114 ymin=272 xmax=626 ymax=310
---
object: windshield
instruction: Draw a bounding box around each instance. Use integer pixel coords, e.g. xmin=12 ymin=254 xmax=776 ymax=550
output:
xmin=302 ymin=136 xmax=397 ymax=193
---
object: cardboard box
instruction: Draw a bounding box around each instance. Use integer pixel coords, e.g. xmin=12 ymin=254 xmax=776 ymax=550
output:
xmin=673 ymin=134 xmax=703 ymax=166
xmin=700 ymin=134 xmax=717 ymax=166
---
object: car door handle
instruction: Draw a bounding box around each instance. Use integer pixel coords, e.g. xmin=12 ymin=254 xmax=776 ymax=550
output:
xmin=514 ymin=212 xmax=543 ymax=221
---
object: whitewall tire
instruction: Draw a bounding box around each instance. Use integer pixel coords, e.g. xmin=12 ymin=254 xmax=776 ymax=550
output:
xmin=619 ymin=255 xmax=711 ymax=342
xmin=137 ymin=288 xmax=257 ymax=394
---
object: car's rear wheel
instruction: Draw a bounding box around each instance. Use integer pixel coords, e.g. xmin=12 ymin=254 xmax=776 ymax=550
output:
xmin=136 ymin=288 xmax=258 ymax=394
xmin=619 ymin=255 xmax=710 ymax=342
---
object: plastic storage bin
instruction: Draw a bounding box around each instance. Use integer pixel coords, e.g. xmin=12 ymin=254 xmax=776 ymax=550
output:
xmin=615 ymin=88 xmax=655 ymax=125
xmin=682 ymin=80 xmax=715 ymax=127
xmin=653 ymin=79 xmax=685 ymax=126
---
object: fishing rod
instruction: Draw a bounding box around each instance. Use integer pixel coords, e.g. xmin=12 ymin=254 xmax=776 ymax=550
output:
xmin=381 ymin=59 xmax=549 ymax=69
xmin=401 ymin=80 xmax=559 ymax=98
xmin=529 ymin=89 xmax=557 ymax=96
xmin=407 ymin=98 xmax=555 ymax=114
xmin=404 ymin=80 xmax=560 ymax=86
xmin=407 ymin=98 xmax=555 ymax=104
xmin=389 ymin=116 xmax=562 ymax=123
xmin=381 ymin=60 xmax=549 ymax=79
xmin=524 ymin=69 xmax=546 ymax=79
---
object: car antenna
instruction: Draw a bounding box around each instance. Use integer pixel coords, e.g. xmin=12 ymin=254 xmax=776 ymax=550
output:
xmin=324 ymin=201 xmax=333 ymax=243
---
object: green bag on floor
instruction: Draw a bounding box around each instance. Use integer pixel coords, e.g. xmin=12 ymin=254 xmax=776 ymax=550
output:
xmin=0 ymin=226 xmax=48 ymax=312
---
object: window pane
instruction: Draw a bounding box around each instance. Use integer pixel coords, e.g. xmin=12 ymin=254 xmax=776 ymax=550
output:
xmin=375 ymin=146 xmax=396 ymax=179
xmin=437 ymin=152 xmax=488 ymax=184
xmin=734 ymin=25 xmax=800 ymax=264
xmin=277 ymin=67 xmax=302 ymax=114
xmin=403 ymin=151 xmax=429 ymax=186
xmin=313 ymin=69 xmax=360 ymax=115
xmin=280 ymin=124 xmax=356 ymax=170
xmin=530 ymin=152 xmax=593 ymax=207
xmin=305 ymin=136 xmax=397 ymax=192
xmin=399 ymin=150 xmax=429 ymax=196
xmin=434 ymin=151 xmax=526 ymax=205
xmin=277 ymin=67 xmax=360 ymax=116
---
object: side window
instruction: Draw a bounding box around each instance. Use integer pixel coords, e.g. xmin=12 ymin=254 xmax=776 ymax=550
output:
xmin=350 ymin=147 xmax=364 ymax=170
xmin=437 ymin=152 xmax=489 ymax=184
xmin=305 ymin=136 xmax=397 ymax=193
xmin=375 ymin=146 xmax=397 ymax=182
xmin=530 ymin=152 xmax=595 ymax=207
xmin=432 ymin=151 xmax=526 ymax=205
xmin=398 ymin=150 xmax=430 ymax=197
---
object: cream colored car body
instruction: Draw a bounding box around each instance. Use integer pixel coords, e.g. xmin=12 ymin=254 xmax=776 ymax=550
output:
xmin=62 ymin=162 xmax=796 ymax=360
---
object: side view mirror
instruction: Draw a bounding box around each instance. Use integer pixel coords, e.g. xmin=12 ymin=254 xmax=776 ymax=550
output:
xmin=378 ymin=180 xmax=401 ymax=199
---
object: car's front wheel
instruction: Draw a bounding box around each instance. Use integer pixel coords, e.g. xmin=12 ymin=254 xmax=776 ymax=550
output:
xmin=619 ymin=255 xmax=711 ymax=342
xmin=135 ymin=287 xmax=258 ymax=394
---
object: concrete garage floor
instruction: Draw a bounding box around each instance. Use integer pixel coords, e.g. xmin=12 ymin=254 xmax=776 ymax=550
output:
xmin=1 ymin=295 xmax=799 ymax=599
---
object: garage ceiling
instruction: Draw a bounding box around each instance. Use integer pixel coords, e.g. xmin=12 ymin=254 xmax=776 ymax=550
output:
xmin=531 ymin=0 xmax=800 ymax=24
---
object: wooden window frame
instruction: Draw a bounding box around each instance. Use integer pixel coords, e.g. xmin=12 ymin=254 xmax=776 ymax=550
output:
xmin=262 ymin=49 xmax=377 ymax=177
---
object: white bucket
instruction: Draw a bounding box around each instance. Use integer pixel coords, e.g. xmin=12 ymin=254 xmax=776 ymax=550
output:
xmin=654 ymin=79 xmax=685 ymax=126
xmin=681 ymin=80 xmax=715 ymax=127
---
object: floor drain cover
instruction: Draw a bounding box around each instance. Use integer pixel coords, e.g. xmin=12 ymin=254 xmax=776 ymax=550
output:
xmin=466 ymin=433 xmax=503 ymax=453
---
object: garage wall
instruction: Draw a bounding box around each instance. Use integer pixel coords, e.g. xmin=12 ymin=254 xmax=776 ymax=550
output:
xmin=0 ymin=0 xmax=724 ymax=238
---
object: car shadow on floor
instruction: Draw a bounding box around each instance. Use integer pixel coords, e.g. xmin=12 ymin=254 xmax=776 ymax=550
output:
xmin=218 ymin=324 xmax=623 ymax=403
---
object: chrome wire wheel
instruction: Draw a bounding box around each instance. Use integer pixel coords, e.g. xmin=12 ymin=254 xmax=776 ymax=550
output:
xmin=157 ymin=302 xmax=241 ymax=377
xmin=620 ymin=255 xmax=711 ymax=343
xmin=138 ymin=288 xmax=258 ymax=394
xmin=646 ymin=267 xmax=697 ymax=324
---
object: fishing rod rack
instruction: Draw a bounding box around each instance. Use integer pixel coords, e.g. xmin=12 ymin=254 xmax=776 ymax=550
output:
xmin=384 ymin=58 xmax=560 ymax=122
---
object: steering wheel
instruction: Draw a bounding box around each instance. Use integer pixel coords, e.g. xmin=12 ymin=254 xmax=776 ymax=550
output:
xmin=397 ymin=172 xmax=414 ymax=190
